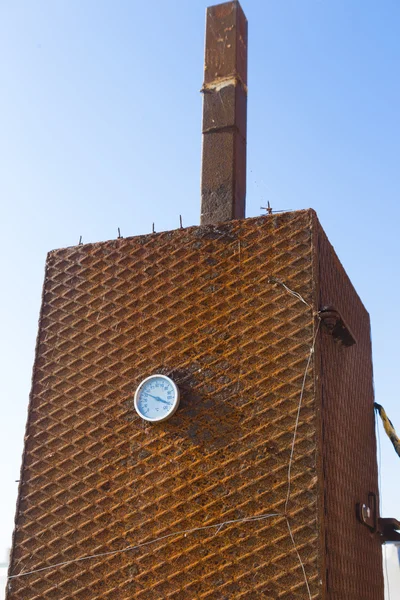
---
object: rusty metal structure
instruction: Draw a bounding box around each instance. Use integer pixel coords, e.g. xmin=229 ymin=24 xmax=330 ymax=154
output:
xmin=6 ymin=210 xmax=386 ymax=599
xmin=6 ymin=1 xmax=393 ymax=599
xmin=201 ymin=1 xmax=247 ymax=225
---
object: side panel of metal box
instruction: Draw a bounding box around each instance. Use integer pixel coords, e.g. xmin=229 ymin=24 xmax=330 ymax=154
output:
xmin=314 ymin=215 xmax=383 ymax=600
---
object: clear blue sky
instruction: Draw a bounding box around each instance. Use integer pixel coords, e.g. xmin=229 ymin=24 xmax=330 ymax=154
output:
xmin=0 ymin=0 xmax=399 ymax=593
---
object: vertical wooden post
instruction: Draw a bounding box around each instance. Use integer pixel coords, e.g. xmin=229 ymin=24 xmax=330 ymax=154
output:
xmin=200 ymin=1 xmax=248 ymax=225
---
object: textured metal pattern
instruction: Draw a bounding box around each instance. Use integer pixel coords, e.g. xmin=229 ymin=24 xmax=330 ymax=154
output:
xmin=315 ymin=220 xmax=384 ymax=600
xmin=7 ymin=211 xmax=320 ymax=599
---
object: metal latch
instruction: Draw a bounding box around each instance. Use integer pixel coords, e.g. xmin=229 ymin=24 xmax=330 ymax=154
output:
xmin=319 ymin=306 xmax=356 ymax=347
xmin=357 ymin=492 xmax=400 ymax=542
xmin=357 ymin=492 xmax=378 ymax=533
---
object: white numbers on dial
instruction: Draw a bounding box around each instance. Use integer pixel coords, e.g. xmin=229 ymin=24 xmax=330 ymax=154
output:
xmin=134 ymin=375 xmax=180 ymax=422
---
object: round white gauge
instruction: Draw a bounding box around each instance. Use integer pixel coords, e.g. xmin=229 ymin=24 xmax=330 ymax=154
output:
xmin=134 ymin=374 xmax=180 ymax=422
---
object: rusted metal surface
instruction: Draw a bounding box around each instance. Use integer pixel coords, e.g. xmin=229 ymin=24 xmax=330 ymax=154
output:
xmin=6 ymin=209 xmax=384 ymax=599
xmin=200 ymin=1 xmax=247 ymax=225
xmin=378 ymin=518 xmax=400 ymax=542
xmin=314 ymin=217 xmax=384 ymax=599
xmin=7 ymin=211 xmax=320 ymax=599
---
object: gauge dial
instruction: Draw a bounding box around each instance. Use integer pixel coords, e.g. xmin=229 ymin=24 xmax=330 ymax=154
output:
xmin=134 ymin=374 xmax=180 ymax=422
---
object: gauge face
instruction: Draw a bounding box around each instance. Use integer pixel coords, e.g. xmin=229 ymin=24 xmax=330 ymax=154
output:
xmin=134 ymin=374 xmax=180 ymax=422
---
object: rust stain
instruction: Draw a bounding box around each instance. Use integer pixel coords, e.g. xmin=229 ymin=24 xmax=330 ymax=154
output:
xmin=214 ymin=3 xmax=234 ymax=19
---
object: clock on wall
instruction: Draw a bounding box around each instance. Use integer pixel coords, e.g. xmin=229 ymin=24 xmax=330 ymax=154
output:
xmin=134 ymin=374 xmax=180 ymax=422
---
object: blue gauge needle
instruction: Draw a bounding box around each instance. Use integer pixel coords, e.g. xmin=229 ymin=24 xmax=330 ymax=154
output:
xmin=145 ymin=393 xmax=172 ymax=405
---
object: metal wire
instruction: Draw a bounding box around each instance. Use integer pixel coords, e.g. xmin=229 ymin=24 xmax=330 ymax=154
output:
xmin=376 ymin=416 xmax=391 ymax=600
xmin=286 ymin=518 xmax=313 ymax=600
xmin=285 ymin=319 xmax=321 ymax=515
xmin=9 ymin=278 xmax=318 ymax=600
xmin=268 ymin=276 xmax=311 ymax=308
xmin=8 ymin=512 xmax=282 ymax=580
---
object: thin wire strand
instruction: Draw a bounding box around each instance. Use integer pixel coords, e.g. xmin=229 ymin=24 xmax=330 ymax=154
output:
xmin=268 ymin=277 xmax=311 ymax=308
xmin=9 ymin=279 xmax=318 ymax=594
xmin=286 ymin=518 xmax=313 ymax=600
xmin=272 ymin=276 xmax=318 ymax=598
xmin=376 ymin=414 xmax=383 ymax=508
xmin=8 ymin=512 xmax=282 ymax=580
xmin=285 ymin=319 xmax=321 ymax=514
xmin=377 ymin=417 xmax=391 ymax=600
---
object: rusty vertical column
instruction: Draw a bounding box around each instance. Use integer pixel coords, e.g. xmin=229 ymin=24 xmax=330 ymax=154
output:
xmin=200 ymin=1 xmax=248 ymax=225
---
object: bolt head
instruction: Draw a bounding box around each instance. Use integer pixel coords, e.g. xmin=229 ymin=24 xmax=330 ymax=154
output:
xmin=362 ymin=504 xmax=371 ymax=520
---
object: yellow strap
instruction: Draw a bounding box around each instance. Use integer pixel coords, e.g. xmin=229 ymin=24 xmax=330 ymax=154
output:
xmin=374 ymin=403 xmax=400 ymax=458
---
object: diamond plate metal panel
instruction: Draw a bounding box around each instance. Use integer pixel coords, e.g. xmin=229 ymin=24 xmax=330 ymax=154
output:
xmin=7 ymin=210 xmax=321 ymax=599
xmin=315 ymin=221 xmax=384 ymax=600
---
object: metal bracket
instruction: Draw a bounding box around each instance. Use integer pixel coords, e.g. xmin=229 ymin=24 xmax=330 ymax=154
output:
xmin=357 ymin=492 xmax=400 ymax=542
xmin=357 ymin=492 xmax=378 ymax=533
xmin=319 ymin=305 xmax=356 ymax=347
xmin=378 ymin=517 xmax=400 ymax=542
